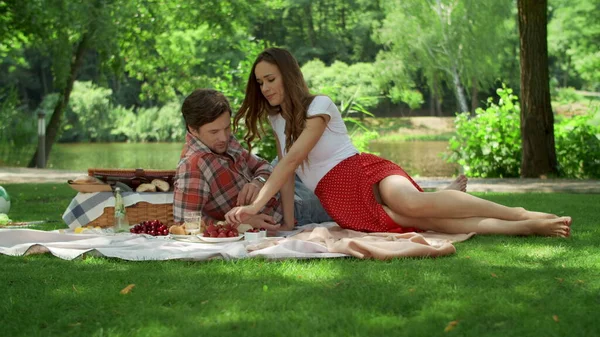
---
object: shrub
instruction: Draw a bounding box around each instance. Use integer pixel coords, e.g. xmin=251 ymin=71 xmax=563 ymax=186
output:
xmin=0 ymin=88 xmax=36 ymax=165
xmin=554 ymin=87 xmax=584 ymax=105
xmin=447 ymin=85 xmax=522 ymax=178
xmin=448 ymin=85 xmax=600 ymax=178
xmin=555 ymin=112 xmax=600 ymax=178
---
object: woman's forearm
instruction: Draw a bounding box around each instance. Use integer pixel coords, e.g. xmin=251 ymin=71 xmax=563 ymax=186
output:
xmin=251 ymin=152 xmax=301 ymax=211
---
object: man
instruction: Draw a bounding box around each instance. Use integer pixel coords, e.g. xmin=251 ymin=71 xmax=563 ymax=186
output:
xmin=173 ymin=89 xmax=332 ymax=231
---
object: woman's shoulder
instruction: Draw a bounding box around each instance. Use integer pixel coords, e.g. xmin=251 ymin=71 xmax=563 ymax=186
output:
xmin=308 ymin=95 xmax=337 ymax=115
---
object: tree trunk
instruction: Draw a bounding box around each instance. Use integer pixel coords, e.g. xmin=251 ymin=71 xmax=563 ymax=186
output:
xmin=451 ymin=66 xmax=469 ymax=113
xmin=429 ymin=90 xmax=435 ymax=116
xmin=28 ymin=33 xmax=89 ymax=167
xmin=517 ymin=0 xmax=558 ymax=178
xmin=304 ymin=4 xmax=316 ymax=47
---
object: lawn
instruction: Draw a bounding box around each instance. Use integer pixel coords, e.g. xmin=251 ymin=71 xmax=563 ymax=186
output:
xmin=1 ymin=183 xmax=599 ymax=337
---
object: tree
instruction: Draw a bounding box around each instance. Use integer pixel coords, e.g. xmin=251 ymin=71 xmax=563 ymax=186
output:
xmin=375 ymin=0 xmax=513 ymax=114
xmin=252 ymin=0 xmax=384 ymax=65
xmin=1 ymin=0 xmax=252 ymax=167
xmin=517 ymin=0 xmax=558 ymax=177
xmin=548 ymin=0 xmax=600 ymax=89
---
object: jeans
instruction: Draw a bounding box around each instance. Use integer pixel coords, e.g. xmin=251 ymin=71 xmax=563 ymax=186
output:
xmin=271 ymin=159 xmax=333 ymax=226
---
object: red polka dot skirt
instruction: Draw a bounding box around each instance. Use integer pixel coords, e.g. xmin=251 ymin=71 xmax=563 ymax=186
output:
xmin=314 ymin=153 xmax=424 ymax=233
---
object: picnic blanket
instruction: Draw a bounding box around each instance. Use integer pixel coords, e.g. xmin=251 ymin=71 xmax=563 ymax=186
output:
xmin=0 ymin=223 xmax=474 ymax=261
xmin=62 ymin=192 xmax=173 ymax=229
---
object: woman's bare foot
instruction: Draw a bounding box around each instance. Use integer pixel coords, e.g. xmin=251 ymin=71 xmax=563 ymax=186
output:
xmin=444 ymin=174 xmax=468 ymax=192
xmin=525 ymin=216 xmax=571 ymax=237
xmin=514 ymin=207 xmax=558 ymax=220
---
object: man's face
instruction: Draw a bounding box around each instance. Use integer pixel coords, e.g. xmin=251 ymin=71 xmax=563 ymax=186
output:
xmin=189 ymin=111 xmax=231 ymax=154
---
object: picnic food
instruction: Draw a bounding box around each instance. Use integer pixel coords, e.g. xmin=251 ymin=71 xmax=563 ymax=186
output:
xmin=130 ymin=219 xmax=169 ymax=236
xmin=236 ymin=223 xmax=253 ymax=233
xmin=135 ymin=183 xmax=157 ymax=192
xmin=202 ymin=223 xmax=239 ymax=238
xmin=246 ymin=228 xmax=267 ymax=233
xmin=71 ymin=175 xmax=105 ymax=185
xmin=151 ymin=179 xmax=170 ymax=192
xmin=168 ymin=224 xmax=187 ymax=235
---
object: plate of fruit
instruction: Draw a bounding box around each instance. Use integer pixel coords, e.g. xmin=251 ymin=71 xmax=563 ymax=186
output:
xmin=198 ymin=222 xmax=243 ymax=243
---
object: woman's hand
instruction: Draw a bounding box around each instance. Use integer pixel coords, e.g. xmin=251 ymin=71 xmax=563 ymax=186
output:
xmin=225 ymin=204 xmax=260 ymax=225
xmin=246 ymin=214 xmax=281 ymax=233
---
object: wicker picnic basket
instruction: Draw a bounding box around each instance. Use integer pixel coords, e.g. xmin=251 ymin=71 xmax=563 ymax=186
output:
xmin=84 ymin=168 xmax=177 ymax=228
xmin=88 ymin=168 xmax=176 ymax=190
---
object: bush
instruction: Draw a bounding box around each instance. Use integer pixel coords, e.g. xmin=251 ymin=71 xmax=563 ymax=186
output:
xmin=447 ymin=86 xmax=522 ymax=178
xmin=61 ymin=81 xmax=116 ymax=142
xmin=555 ymin=112 xmax=600 ymax=178
xmin=554 ymin=87 xmax=584 ymax=105
xmin=448 ymin=85 xmax=600 ymax=178
xmin=0 ymin=88 xmax=36 ymax=166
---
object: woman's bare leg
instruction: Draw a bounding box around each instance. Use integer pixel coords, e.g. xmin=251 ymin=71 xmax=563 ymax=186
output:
xmin=382 ymin=206 xmax=571 ymax=237
xmin=378 ymin=175 xmax=556 ymax=221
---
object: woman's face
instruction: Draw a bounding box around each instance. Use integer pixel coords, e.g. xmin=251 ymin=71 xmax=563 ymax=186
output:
xmin=255 ymin=61 xmax=285 ymax=107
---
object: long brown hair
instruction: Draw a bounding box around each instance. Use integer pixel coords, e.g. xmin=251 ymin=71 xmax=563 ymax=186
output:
xmin=234 ymin=48 xmax=314 ymax=154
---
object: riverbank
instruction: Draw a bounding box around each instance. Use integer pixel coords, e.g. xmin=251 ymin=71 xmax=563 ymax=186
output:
xmin=1 ymin=167 xmax=598 ymax=193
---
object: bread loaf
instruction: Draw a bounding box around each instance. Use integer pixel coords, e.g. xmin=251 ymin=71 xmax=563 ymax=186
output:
xmin=169 ymin=224 xmax=187 ymax=235
xmin=71 ymin=175 xmax=105 ymax=185
xmin=151 ymin=179 xmax=170 ymax=192
xmin=136 ymin=183 xmax=157 ymax=192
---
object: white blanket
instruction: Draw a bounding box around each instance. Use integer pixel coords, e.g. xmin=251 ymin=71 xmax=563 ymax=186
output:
xmin=0 ymin=224 xmax=473 ymax=261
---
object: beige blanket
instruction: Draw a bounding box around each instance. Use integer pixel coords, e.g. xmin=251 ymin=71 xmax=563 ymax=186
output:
xmin=250 ymin=226 xmax=475 ymax=260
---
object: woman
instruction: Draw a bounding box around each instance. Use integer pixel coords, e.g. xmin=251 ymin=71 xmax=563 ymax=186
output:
xmin=225 ymin=48 xmax=571 ymax=237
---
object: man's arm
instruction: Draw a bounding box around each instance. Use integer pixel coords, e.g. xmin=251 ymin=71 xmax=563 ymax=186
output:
xmin=173 ymin=155 xmax=210 ymax=224
xmin=237 ymin=148 xmax=273 ymax=206
xmin=243 ymin=149 xmax=272 ymax=181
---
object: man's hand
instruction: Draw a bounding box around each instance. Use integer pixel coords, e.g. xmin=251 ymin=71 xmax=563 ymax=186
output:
xmin=236 ymin=182 xmax=262 ymax=206
xmin=246 ymin=214 xmax=281 ymax=232
xmin=225 ymin=204 xmax=259 ymax=225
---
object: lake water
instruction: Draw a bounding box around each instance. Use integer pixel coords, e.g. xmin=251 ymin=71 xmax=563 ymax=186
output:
xmin=26 ymin=141 xmax=459 ymax=177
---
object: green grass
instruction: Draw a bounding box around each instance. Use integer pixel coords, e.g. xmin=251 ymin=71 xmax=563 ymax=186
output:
xmin=1 ymin=183 xmax=599 ymax=337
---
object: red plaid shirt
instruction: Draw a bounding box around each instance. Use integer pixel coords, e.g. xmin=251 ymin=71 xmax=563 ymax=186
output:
xmin=173 ymin=132 xmax=282 ymax=224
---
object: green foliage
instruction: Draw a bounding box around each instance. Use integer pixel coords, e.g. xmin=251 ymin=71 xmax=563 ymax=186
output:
xmin=375 ymin=0 xmax=515 ymax=112
xmin=555 ymin=112 xmax=600 ymax=178
xmin=338 ymin=93 xmax=379 ymax=154
xmin=56 ymin=81 xmax=185 ymax=143
xmin=447 ymin=85 xmax=522 ymax=177
xmin=302 ymin=59 xmax=382 ymax=109
xmin=61 ymin=82 xmax=116 ymax=142
xmin=554 ymin=87 xmax=584 ymax=105
xmin=549 ymin=0 xmax=600 ymax=90
xmin=0 ymin=88 xmax=36 ymax=165
xmin=388 ymin=87 xmax=424 ymax=110
xmin=111 ymin=103 xmax=185 ymax=143
xmin=254 ymin=0 xmax=384 ymax=65
xmin=449 ymin=85 xmax=600 ymax=178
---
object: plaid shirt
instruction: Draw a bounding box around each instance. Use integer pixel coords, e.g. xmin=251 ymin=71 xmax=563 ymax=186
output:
xmin=173 ymin=132 xmax=282 ymax=224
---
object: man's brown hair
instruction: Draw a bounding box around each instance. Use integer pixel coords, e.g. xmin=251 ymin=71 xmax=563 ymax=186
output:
xmin=181 ymin=89 xmax=232 ymax=131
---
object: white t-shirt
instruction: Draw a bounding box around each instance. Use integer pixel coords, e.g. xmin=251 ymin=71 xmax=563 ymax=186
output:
xmin=268 ymin=95 xmax=359 ymax=191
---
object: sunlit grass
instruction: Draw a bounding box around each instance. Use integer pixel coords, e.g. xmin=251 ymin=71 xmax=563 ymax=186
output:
xmin=1 ymin=184 xmax=598 ymax=336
